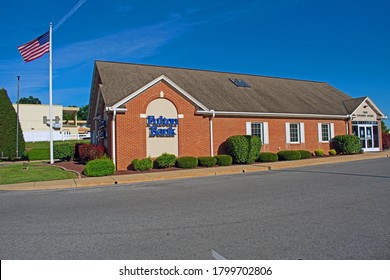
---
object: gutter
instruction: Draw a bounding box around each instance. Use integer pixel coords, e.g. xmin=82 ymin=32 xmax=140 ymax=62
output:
xmin=196 ymin=110 xmax=348 ymax=120
xmin=209 ymin=110 xmax=215 ymax=156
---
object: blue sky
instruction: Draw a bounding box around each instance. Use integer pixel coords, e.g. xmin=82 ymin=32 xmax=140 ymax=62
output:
xmin=1 ymin=0 xmax=389 ymax=125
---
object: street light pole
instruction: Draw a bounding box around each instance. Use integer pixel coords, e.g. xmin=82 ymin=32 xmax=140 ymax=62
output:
xmin=16 ymin=75 xmax=20 ymax=159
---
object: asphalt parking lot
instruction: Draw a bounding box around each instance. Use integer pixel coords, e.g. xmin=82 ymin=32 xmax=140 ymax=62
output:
xmin=0 ymin=158 xmax=389 ymax=259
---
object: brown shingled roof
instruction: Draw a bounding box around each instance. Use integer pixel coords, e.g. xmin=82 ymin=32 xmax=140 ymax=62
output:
xmin=342 ymin=97 xmax=367 ymax=114
xmin=93 ymin=61 xmax=354 ymax=116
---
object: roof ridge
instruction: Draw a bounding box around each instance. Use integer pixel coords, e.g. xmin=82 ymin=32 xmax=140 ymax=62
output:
xmin=95 ymin=60 xmax=327 ymax=84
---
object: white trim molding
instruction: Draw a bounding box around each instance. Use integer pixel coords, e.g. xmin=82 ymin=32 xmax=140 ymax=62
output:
xmin=110 ymin=75 xmax=209 ymax=111
xmin=350 ymin=97 xmax=386 ymax=119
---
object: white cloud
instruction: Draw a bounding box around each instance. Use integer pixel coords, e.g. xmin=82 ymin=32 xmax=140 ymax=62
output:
xmin=54 ymin=14 xmax=190 ymax=69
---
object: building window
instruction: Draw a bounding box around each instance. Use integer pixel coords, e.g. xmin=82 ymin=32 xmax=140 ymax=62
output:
xmin=289 ymin=123 xmax=300 ymax=143
xmin=246 ymin=122 xmax=269 ymax=144
xmin=286 ymin=122 xmax=305 ymax=144
xmin=321 ymin=124 xmax=330 ymax=142
xmin=251 ymin=122 xmax=263 ymax=142
xmin=318 ymin=123 xmax=334 ymax=143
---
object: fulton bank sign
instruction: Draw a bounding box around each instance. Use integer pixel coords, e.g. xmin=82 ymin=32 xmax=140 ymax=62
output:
xmin=147 ymin=115 xmax=178 ymax=137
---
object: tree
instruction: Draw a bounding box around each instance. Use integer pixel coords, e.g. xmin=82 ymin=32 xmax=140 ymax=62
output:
xmin=382 ymin=121 xmax=389 ymax=134
xmin=63 ymin=105 xmax=89 ymax=121
xmin=0 ymin=88 xmax=25 ymax=159
xmin=19 ymin=95 xmax=41 ymax=104
xmin=77 ymin=105 xmax=89 ymax=120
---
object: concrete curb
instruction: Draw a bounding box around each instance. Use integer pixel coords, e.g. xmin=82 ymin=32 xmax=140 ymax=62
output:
xmin=1 ymin=152 xmax=388 ymax=191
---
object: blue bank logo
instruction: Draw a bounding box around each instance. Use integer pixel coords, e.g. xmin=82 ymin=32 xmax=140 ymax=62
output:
xmin=147 ymin=115 xmax=178 ymax=137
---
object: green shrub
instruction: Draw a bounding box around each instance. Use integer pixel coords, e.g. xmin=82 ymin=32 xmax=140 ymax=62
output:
xmin=277 ymin=150 xmax=301 ymax=161
xmin=329 ymin=149 xmax=337 ymax=156
xmin=155 ymin=153 xmax=176 ymax=168
xmin=84 ymin=158 xmax=115 ymax=177
xmin=314 ymin=149 xmax=325 ymax=156
xmin=198 ymin=156 xmax=217 ymax=167
xmin=226 ymin=135 xmax=262 ymax=164
xmin=176 ymin=156 xmax=198 ymax=168
xmin=333 ymin=135 xmax=362 ymax=154
xmin=0 ymin=88 xmax=25 ymax=159
xmin=215 ymin=155 xmax=233 ymax=166
xmin=297 ymin=150 xmax=312 ymax=159
xmin=257 ymin=152 xmax=278 ymax=162
xmin=53 ymin=142 xmax=74 ymax=161
xmin=132 ymin=157 xmax=153 ymax=171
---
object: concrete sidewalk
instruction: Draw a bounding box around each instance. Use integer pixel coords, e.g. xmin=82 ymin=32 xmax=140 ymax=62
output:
xmin=1 ymin=151 xmax=388 ymax=191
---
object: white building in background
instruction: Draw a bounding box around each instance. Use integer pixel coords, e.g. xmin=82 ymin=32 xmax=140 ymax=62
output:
xmin=12 ymin=104 xmax=89 ymax=142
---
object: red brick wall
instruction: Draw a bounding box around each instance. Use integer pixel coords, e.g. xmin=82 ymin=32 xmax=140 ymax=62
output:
xmin=212 ymin=117 xmax=346 ymax=155
xmin=115 ymin=81 xmax=210 ymax=170
xmin=112 ymin=80 xmax=350 ymax=170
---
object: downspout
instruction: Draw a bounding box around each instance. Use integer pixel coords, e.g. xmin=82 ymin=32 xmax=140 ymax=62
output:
xmin=112 ymin=109 xmax=117 ymax=168
xmin=209 ymin=110 xmax=215 ymax=156
xmin=346 ymin=114 xmax=351 ymax=135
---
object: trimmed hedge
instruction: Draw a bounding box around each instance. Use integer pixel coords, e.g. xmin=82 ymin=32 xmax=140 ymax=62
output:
xmin=257 ymin=152 xmax=278 ymax=162
xmin=53 ymin=142 xmax=74 ymax=161
xmin=333 ymin=135 xmax=362 ymax=154
xmin=226 ymin=135 xmax=262 ymax=164
xmin=198 ymin=156 xmax=217 ymax=167
xmin=84 ymin=158 xmax=115 ymax=177
xmin=215 ymin=155 xmax=233 ymax=166
xmin=176 ymin=156 xmax=198 ymax=168
xmin=132 ymin=157 xmax=153 ymax=171
xmin=329 ymin=149 xmax=337 ymax=156
xmin=298 ymin=150 xmax=312 ymax=159
xmin=155 ymin=153 xmax=176 ymax=168
xmin=277 ymin=150 xmax=301 ymax=161
xmin=314 ymin=149 xmax=325 ymax=156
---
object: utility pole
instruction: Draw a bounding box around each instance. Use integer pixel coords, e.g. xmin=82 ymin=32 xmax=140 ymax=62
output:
xmin=16 ymin=75 xmax=20 ymax=159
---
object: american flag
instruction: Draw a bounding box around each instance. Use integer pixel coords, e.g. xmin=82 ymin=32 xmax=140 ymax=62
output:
xmin=18 ymin=31 xmax=50 ymax=63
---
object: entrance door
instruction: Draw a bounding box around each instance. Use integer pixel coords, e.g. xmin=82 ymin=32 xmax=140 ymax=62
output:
xmin=358 ymin=125 xmax=377 ymax=151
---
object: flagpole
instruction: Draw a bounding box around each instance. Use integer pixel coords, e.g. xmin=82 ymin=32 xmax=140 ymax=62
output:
xmin=49 ymin=22 xmax=54 ymax=164
xmin=16 ymin=76 xmax=20 ymax=159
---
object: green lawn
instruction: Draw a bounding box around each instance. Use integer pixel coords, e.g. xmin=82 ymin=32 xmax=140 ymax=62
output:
xmin=25 ymin=140 xmax=89 ymax=160
xmin=0 ymin=163 xmax=77 ymax=185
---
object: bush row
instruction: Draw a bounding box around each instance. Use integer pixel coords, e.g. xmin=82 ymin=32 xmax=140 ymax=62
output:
xmin=258 ymin=149 xmax=339 ymax=162
xmin=131 ymin=154 xmax=234 ymax=171
xmin=82 ymin=134 xmax=360 ymax=176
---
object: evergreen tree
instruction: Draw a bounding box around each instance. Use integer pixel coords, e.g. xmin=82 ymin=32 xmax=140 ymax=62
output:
xmin=0 ymin=88 xmax=25 ymax=159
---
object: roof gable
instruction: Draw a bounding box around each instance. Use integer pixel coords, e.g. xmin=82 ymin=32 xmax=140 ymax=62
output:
xmin=110 ymin=75 xmax=209 ymax=111
xmin=344 ymin=97 xmax=386 ymax=118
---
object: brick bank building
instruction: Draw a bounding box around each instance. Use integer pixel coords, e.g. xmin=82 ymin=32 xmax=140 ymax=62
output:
xmin=89 ymin=61 xmax=386 ymax=170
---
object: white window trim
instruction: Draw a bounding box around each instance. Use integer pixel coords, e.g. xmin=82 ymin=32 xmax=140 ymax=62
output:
xmin=300 ymin=122 xmax=305 ymax=144
xmin=318 ymin=123 xmax=334 ymax=143
xmin=288 ymin=123 xmax=300 ymax=144
xmin=246 ymin=122 xmax=269 ymax=144
xmin=263 ymin=122 xmax=269 ymax=144
xmin=286 ymin=122 xmax=305 ymax=144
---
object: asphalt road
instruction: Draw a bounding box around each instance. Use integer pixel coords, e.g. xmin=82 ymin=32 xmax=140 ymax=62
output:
xmin=1 ymin=158 xmax=389 ymax=259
